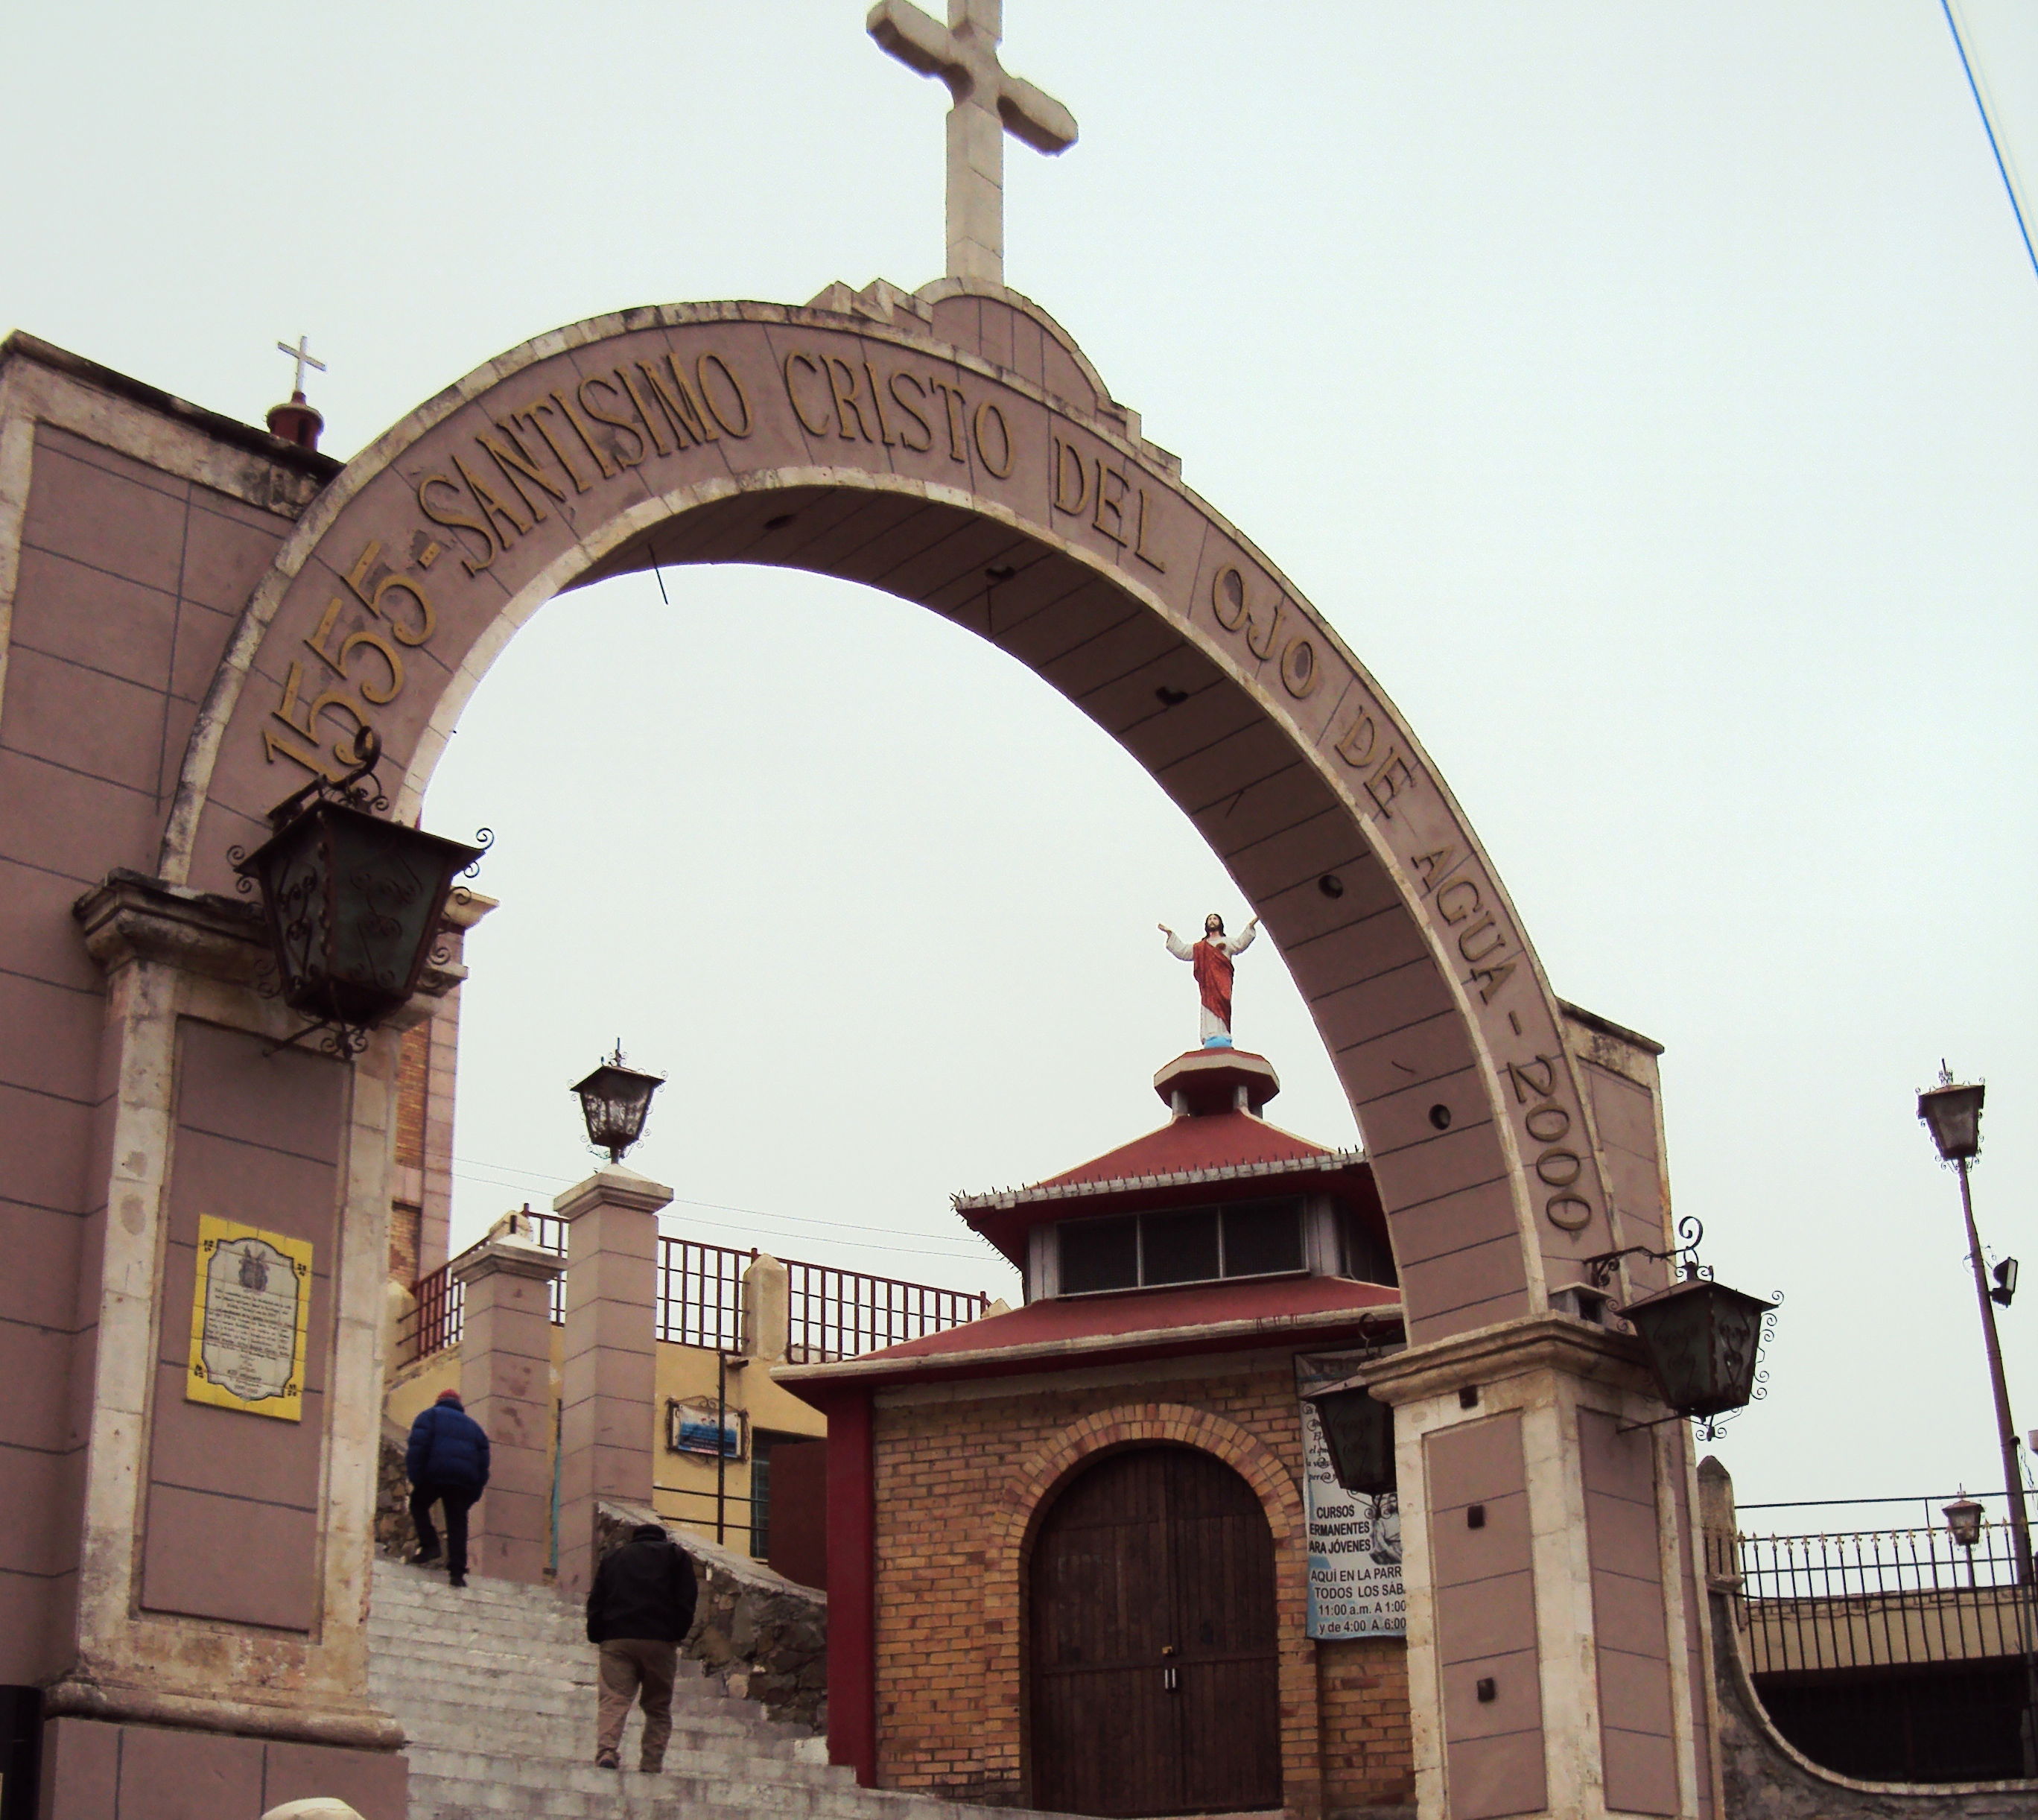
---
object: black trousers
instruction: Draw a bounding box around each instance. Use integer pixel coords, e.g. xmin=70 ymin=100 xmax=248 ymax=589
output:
xmin=410 ymin=1481 xmax=480 ymax=1577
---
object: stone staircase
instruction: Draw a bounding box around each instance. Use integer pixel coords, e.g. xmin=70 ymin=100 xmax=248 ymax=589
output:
xmin=367 ymin=1559 xmax=1057 ymax=1820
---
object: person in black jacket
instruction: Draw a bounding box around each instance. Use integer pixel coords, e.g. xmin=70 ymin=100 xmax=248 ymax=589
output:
xmin=586 ymin=1523 xmax=698 ymax=1772
xmin=404 ymin=1388 xmax=490 ymax=1588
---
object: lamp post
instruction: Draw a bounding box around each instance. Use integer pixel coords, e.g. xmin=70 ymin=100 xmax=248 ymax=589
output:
xmin=1946 ymin=1490 xmax=1985 ymax=1588
xmin=571 ymin=1044 xmax=665 ymax=1164
xmin=1917 ymin=1071 xmax=2033 ymax=1589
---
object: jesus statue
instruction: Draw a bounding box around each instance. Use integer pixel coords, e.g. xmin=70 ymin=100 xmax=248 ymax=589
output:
xmin=1159 ymin=912 xmax=1260 ymax=1049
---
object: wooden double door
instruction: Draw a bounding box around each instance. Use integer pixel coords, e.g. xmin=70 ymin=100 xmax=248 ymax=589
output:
xmin=1029 ymin=1445 xmax=1281 ymax=1816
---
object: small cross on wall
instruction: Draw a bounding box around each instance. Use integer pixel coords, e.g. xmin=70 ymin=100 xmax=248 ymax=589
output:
xmin=869 ymin=0 xmax=1077 ymax=287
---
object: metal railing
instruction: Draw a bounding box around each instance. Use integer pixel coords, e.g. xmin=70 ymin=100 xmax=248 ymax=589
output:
xmin=657 ymin=1238 xmax=752 ymax=1350
xmin=398 ymin=1212 xmax=568 ymax=1365
xmin=1721 ymin=1500 xmax=2038 ymax=1783
xmin=399 ymin=1220 xmax=987 ymax=1368
xmin=784 ymin=1259 xmax=988 ymax=1363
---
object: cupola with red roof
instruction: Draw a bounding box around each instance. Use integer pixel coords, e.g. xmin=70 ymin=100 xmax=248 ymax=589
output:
xmin=955 ymin=1044 xmax=1396 ymax=1316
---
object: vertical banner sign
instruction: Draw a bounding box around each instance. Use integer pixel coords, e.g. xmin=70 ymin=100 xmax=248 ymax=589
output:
xmin=186 ymin=1217 xmax=312 ymax=1421
xmin=1295 ymin=1349 xmax=1405 ymax=1638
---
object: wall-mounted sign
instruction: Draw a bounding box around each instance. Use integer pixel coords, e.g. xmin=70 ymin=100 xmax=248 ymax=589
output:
xmin=1296 ymin=1348 xmax=1405 ymax=1639
xmin=186 ymin=1217 xmax=312 ymax=1421
xmin=667 ymin=1397 xmax=744 ymax=1459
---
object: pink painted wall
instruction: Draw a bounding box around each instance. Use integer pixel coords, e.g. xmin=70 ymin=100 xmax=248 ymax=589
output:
xmin=1425 ymin=1413 xmax=1546 ymax=1820
xmin=39 ymin=1715 xmax=405 ymax=1820
xmin=140 ymin=1021 xmax=343 ymax=1631
xmin=1579 ymin=1410 xmax=1680 ymax=1816
xmin=0 ymin=422 xmax=298 ymax=1681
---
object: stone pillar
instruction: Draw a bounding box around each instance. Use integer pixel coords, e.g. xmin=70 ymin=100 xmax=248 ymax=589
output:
xmin=553 ymin=1165 xmax=671 ymax=1597
xmin=452 ymin=1232 xmax=565 ymax=1584
xmin=1365 ymin=1317 xmax=1718 ymax=1820
xmin=743 ymin=1253 xmax=790 ymax=1363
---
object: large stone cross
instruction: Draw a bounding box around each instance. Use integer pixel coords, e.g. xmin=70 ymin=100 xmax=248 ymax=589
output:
xmin=868 ymin=0 xmax=1077 ymax=287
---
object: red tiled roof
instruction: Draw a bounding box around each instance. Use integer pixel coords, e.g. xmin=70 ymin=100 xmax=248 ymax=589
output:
xmin=1038 ymin=1109 xmax=1329 ymax=1188
xmin=776 ymin=1273 xmax=1402 ymax=1394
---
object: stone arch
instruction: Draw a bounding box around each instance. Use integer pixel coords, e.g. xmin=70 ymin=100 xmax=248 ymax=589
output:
xmin=991 ymin=1405 xmax=1316 ymax=1813
xmin=159 ymin=282 xmax=1637 ymax=1342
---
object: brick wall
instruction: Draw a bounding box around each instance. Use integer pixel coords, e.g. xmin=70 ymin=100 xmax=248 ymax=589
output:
xmin=869 ymin=1352 xmax=1412 ymax=1814
xmin=387 ymin=1200 xmax=422 ymax=1287
xmin=1318 ymin=1636 xmax=1415 ymax=1812
xmin=395 ymin=1024 xmax=428 ymax=1169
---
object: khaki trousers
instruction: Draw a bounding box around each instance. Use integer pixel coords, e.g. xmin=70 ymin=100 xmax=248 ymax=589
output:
xmin=597 ymin=1638 xmax=679 ymax=1768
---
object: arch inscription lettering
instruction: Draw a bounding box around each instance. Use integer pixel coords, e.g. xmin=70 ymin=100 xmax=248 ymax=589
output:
xmin=164 ymin=293 xmax=1621 ymax=1342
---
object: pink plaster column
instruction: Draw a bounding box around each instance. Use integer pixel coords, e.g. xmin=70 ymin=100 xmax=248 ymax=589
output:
xmin=552 ymin=1165 xmax=671 ymax=1597
xmin=453 ymin=1232 xmax=565 ymax=1584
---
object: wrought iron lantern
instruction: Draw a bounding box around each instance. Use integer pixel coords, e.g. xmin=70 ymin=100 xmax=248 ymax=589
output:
xmin=1304 ymin=1382 xmax=1397 ymax=1497
xmin=1944 ymin=1491 xmax=1986 ymax=1550
xmin=572 ymin=1044 xmax=665 ymax=1163
xmin=1919 ymin=1076 xmax=1987 ymax=1163
xmin=1582 ymin=1217 xmax=1776 ymax=1433
xmin=1616 ymin=1272 xmax=1774 ymax=1421
xmin=232 ymin=731 xmax=486 ymax=1056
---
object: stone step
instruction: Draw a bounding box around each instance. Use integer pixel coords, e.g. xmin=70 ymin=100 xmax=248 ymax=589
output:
xmin=407 ymin=1762 xmax=851 ymax=1814
xmin=409 ymin=1773 xmax=1058 ymax=1820
xmin=409 ymin=1784 xmax=876 ymax=1820
xmin=372 ymin=1564 xmax=570 ymax=1606
xmin=409 ymin=1738 xmax=843 ymax=1786
xmin=366 ymin=1636 xmax=597 ymax=1675
xmin=387 ymin=1698 xmax=798 ymax=1754
xmin=367 ymin=1659 xmax=752 ymax=1715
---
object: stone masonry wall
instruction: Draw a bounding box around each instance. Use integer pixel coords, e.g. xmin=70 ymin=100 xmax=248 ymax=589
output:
xmin=871 ymin=1353 xmax=1414 ymax=1813
xmin=1712 ymin=1588 xmax=2037 ymax=1820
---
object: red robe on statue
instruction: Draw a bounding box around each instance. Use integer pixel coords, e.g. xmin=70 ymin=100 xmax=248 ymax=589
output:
xmin=1191 ymin=939 xmax=1234 ymax=1031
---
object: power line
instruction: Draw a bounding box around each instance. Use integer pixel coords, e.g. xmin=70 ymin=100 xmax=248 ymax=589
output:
xmin=451 ymin=1153 xmax=991 ymax=1248
xmin=449 ymin=1164 xmax=1003 ymax=1268
xmin=1940 ymin=0 xmax=2038 ymax=287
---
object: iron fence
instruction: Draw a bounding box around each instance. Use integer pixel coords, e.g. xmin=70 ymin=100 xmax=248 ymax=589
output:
xmin=1724 ymin=1502 xmax=2038 ymax=1783
xmin=657 ymin=1238 xmax=752 ymax=1351
xmin=784 ymin=1260 xmax=989 ymax=1363
xmin=399 ymin=1212 xmax=568 ymax=1365
xmin=399 ymin=1219 xmax=987 ymax=1367
xmin=400 ymin=1263 xmax=463 ymax=1365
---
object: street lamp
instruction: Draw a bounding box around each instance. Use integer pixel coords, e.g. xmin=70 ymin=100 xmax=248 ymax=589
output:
xmin=1917 ymin=1067 xmax=2034 ymax=1589
xmin=1304 ymin=1383 xmax=1397 ymax=1497
xmin=1582 ymin=1217 xmax=1775 ymax=1436
xmin=1946 ymin=1489 xmax=1987 ymax=1590
xmin=1945 ymin=1491 xmax=1986 ymax=1550
xmin=232 ymin=729 xmax=486 ymax=1055
xmin=1616 ymin=1274 xmax=1774 ymax=1422
xmin=572 ymin=1044 xmax=665 ymax=1163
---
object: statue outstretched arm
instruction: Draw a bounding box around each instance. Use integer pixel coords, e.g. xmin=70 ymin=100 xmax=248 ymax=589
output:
xmin=1160 ymin=925 xmax=1194 ymax=962
xmin=1228 ymin=918 xmax=1260 ymax=957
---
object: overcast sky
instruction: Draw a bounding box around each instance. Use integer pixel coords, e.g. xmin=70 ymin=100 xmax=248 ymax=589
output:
xmin=7 ymin=1 xmax=2037 ymax=1516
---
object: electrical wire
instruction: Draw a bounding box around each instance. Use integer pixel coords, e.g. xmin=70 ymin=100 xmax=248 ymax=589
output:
xmin=448 ymin=1161 xmax=1007 ymax=1272
xmin=1940 ymin=0 xmax=2038 ymax=287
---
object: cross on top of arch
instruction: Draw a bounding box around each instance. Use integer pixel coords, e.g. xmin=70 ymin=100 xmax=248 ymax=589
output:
xmin=869 ymin=0 xmax=1077 ymax=286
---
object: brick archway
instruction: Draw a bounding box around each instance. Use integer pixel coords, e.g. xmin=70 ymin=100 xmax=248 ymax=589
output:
xmin=159 ymin=282 xmax=1653 ymax=1345
xmin=990 ymin=1404 xmax=1317 ymax=1813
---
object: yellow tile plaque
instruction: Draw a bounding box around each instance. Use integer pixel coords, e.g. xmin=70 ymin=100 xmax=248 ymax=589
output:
xmin=186 ymin=1217 xmax=312 ymax=1421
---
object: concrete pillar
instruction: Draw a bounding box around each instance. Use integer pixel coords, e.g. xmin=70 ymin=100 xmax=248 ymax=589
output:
xmin=743 ymin=1253 xmax=790 ymax=1363
xmin=552 ymin=1164 xmax=671 ymax=1597
xmin=452 ymin=1232 xmax=565 ymax=1584
xmin=1366 ymin=1317 xmax=1719 ymax=1820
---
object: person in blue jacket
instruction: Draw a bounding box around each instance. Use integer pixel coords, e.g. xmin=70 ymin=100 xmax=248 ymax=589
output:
xmin=405 ymin=1387 xmax=490 ymax=1587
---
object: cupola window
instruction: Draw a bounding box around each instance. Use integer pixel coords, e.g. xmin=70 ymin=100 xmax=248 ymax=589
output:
xmin=1057 ymin=1197 xmax=1306 ymax=1296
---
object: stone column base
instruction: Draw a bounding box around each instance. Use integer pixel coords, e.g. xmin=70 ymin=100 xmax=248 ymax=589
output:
xmin=39 ymin=1716 xmax=405 ymax=1820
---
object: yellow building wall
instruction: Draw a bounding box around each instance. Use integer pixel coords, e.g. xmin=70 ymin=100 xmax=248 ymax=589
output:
xmin=651 ymin=1341 xmax=825 ymax=1551
xmin=384 ymin=1329 xmax=823 ymax=1560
